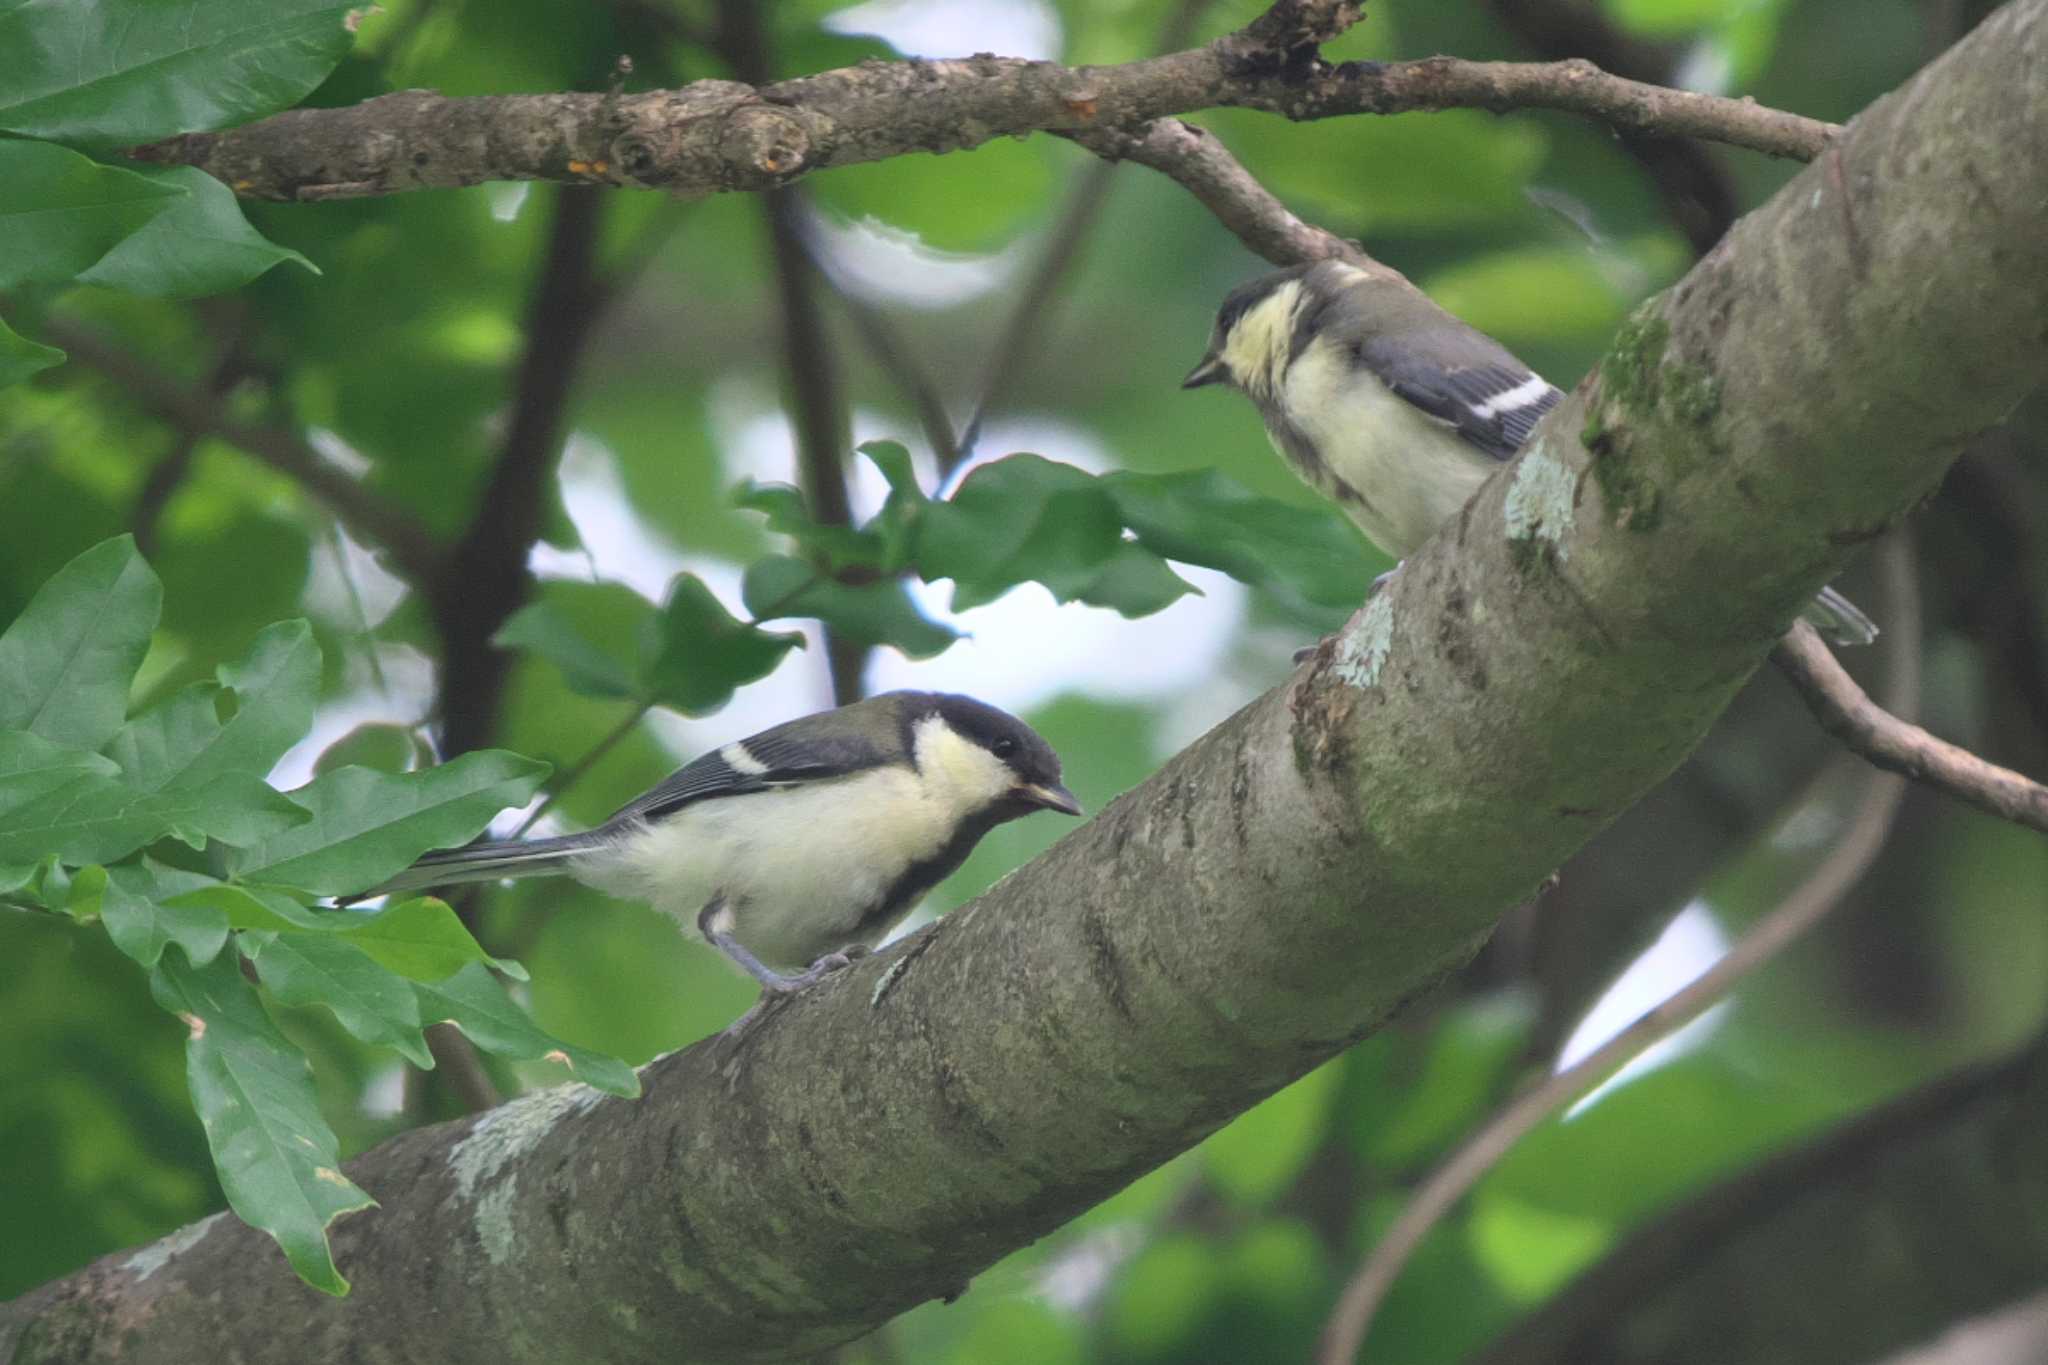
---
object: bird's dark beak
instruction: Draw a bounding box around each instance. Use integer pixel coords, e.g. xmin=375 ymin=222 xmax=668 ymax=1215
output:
xmin=1017 ymin=781 xmax=1084 ymax=816
xmin=1182 ymin=355 xmax=1227 ymax=390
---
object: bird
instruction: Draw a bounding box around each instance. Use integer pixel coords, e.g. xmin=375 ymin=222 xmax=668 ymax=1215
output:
xmin=1182 ymin=258 xmax=1877 ymax=646
xmin=361 ymin=691 xmax=1082 ymax=996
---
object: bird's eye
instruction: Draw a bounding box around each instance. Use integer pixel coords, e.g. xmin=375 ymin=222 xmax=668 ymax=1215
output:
xmin=992 ymin=737 xmax=1018 ymax=759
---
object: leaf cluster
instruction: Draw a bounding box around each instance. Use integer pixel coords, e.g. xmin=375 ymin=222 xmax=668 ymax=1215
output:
xmin=0 ymin=538 xmax=637 ymax=1295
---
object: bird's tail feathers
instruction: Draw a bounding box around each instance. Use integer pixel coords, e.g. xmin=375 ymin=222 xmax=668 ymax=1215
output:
xmin=355 ymin=833 xmax=606 ymax=901
xmin=1803 ymin=585 xmax=1880 ymax=647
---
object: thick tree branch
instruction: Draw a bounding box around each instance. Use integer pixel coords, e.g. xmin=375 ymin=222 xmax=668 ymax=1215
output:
xmin=38 ymin=318 xmax=444 ymax=585
xmin=6 ymin=5 xmax=2043 ymax=1362
xmin=131 ymin=35 xmax=1831 ymax=204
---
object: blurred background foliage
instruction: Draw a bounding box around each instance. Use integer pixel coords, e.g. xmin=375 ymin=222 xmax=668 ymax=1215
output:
xmin=4 ymin=0 xmax=2047 ymax=1359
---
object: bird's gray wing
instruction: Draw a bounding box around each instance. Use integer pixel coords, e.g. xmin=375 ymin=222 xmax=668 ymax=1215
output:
xmin=608 ymin=714 xmax=895 ymax=825
xmin=1363 ymin=342 xmax=1565 ymax=463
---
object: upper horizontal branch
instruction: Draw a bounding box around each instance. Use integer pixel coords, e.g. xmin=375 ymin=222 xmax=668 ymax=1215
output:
xmin=133 ymin=38 xmax=1834 ymax=203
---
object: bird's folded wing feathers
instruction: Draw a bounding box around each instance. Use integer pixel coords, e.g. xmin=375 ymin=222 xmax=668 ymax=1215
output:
xmin=1366 ymin=345 xmax=1565 ymax=463
xmin=614 ymin=727 xmax=890 ymax=824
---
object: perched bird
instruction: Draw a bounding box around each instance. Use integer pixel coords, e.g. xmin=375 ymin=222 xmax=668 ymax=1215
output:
xmin=363 ymin=691 xmax=1081 ymax=994
xmin=1183 ymin=258 xmax=1877 ymax=645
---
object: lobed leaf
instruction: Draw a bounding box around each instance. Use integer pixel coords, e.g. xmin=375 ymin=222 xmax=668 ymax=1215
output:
xmin=150 ymin=948 xmax=373 ymax=1296
xmin=637 ymin=573 xmax=803 ymax=715
xmin=0 ymin=770 xmax=309 ymax=865
xmin=76 ymin=164 xmax=317 ymax=299
xmin=0 ymin=141 xmax=182 ymax=289
xmin=742 ymin=554 xmax=958 ymax=658
xmin=414 ymin=962 xmax=640 ymax=1097
xmin=226 ymin=753 xmax=550 ymax=896
xmin=0 ymin=314 xmax=65 ymax=386
xmin=245 ymin=930 xmax=432 ymax=1068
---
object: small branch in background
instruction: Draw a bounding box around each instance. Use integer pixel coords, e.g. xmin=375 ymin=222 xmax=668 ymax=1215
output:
xmin=427 ymin=186 xmax=608 ymax=760
xmin=132 ymin=335 xmax=250 ymax=557
xmin=762 ymin=189 xmax=868 ymax=705
xmin=952 ymin=159 xmax=1119 ymax=472
xmin=1485 ymin=0 xmax=1738 ymax=254
xmin=1317 ymin=541 xmax=1925 ymax=1364
xmin=425 ymin=1022 xmax=503 ymax=1112
xmin=810 ymin=259 xmax=963 ymax=473
xmin=45 ymin=317 xmax=444 ymax=584
xmin=1071 ymin=117 xmax=1362 ymax=269
xmin=721 ymin=0 xmax=868 ymax=706
xmin=511 ymin=701 xmax=653 ymax=838
xmin=954 ymin=0 xmax=1218 ymax=472
xmin=1773 ymin=621 xmax=2048 ymax=835
xmin=1318 ymin=767 xmax=1907 ymax=1364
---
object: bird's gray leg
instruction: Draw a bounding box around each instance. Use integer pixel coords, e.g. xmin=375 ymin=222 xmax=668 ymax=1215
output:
xmin=695 ymin=898 xmax=856 ymax=994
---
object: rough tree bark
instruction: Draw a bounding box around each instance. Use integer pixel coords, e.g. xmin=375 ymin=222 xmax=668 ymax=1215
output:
xmin=5 ymin=2 xmax=2046 ymax=1362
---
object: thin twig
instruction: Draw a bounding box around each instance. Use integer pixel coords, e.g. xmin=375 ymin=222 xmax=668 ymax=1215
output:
xmin=1069 ymin=117 xmax=1361 ymax=270
xmin=1773 ymin=621 xmax=2048 ymax=834
xmin=425 ymin=1022 xmax=503 ymax=1112
xmin=954 ymin=0 xmax=1222 ymax=472
xmin=1317 ymin=543 xmax=1923 ymax=1364
xmin=510 ymin=701 xmax=652 ymax=839
xmin=45 ymin=317 xmax=444 ymax=584
xmin=721 ymin=0 xmax=868 ymax=706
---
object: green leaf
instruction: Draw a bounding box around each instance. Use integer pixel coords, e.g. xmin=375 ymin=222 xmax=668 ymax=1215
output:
xmin=0 ymin=141 xmax=184 ymax=288
xmin=0 ymin=2 xmax=362 ymax=146
xmin=742 ymin=554 xmax=959 ymax=658
xmin=169 ymin=884 xmax=527 ymax=982
xmin=1074 ymin=540 xmax=1198 ymax=617
xmin=734 ymin=481 xmax=887 ymax=570
xmin=245 ymin=930 xmax=432 ymax=1068
xmin=1358 ymin=995 xmax=1535 ymax=1167
xmin=150 ymin=948 xmax=373 ymax=1295
xmin=335 ymin=895 xmax=528 ymax=984
xmin=495 ymin=599 xmax=638 ymax=701
xmin=105 ymin=685 xmax=227 ymax=791
xmin=637 ymin=573 xmax=803 ymax=715
xmin=76 ymin=163 xmax=317 ymax=298
xmin=180 ymin=620 xmax=322 ymax=790
xmin=108 ymin=619 xmax=318 ymax=791
xmin=861 ymin=440 xmax=929 ymax=567
xmin=1102 ymin=468 xmax=1375 ymax=610
xmin=414 ymin=962 xmax=640 ymax=1097
xmin=918 ymin=455 xmax=1128 ymax=611
xmin=0 ymin=771 xmax=308 ymax=865
xmin=313 ymin=724 xmax=424 ymax=777
xmin=0 ymin=535 xmax=163 ymax=750
xmin=0 ymin=730 xmax=123 ymax=817
xmin=226 ymin=752 xmax=550 ymax=896
xmin=1202 ymin=1061 xmax=1343 ymax=1207
xmin=98 ymin=867 xmax=231 ymax=969
xmin=168 ymin=881 xmax=332 ymax=933
xmin=0 ymin=313 xmax=65 ymax=386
